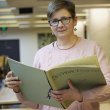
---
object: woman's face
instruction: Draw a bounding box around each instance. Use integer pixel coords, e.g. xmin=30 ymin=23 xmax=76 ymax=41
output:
xmin=49 ymin=8 xmax=77 ymax=39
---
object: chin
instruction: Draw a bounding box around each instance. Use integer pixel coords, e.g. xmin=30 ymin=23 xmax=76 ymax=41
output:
xmin=58 ymin=33 xmax=69 ymax=38
xmin=54 ymin=31 xmax=69 ymax=38
xmin=57 ymin=35 xmax=66 ymax=38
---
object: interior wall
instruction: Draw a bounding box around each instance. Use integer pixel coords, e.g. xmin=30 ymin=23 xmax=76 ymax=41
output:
xmin=86 ymin=8 xmax=110 ymax=108
xmin=0 ymin=28 xmax=41 ymax=66
xmin=87 ymin=9 xmax=110 ymax=61
xmin=75 ymin=20 xmax=85 ymax=38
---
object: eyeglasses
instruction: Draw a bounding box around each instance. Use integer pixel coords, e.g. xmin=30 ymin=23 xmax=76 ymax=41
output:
xmin=48 ymin=17 xmax=72 ymax=27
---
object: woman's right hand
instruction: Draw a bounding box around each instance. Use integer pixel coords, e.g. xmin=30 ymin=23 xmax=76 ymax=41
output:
xmin=5 ymin=71 xmax=22 ymax=93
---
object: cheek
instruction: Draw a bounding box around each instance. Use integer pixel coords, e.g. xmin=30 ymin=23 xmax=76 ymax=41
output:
xmin=69 ymin=22 xmax=74 ymax=28
xmin=51 ymin=27 xmax=57 ymax=33
xmin=68 ymin=24 xmax=74 ymax=31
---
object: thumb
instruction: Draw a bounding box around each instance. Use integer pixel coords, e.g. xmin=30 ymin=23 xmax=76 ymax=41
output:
xmin=6 ymin=71 xmax=13 ymax=77
xmin=67 ymin=79 xmax=74 ymax=89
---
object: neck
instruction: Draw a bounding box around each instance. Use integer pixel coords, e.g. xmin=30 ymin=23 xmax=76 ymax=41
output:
xmin=56 ymin=35 xmax=78 ymax=50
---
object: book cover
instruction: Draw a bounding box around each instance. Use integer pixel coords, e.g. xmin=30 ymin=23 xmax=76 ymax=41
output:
xmin=7 ymin=56 xmax=106 ymax=108
xmin=7 ymin=58 xmax=63 ymax=108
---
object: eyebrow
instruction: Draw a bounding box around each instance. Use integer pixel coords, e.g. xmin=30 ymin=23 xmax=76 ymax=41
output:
xmin=51 ymin=16 xmax=71 ymax=20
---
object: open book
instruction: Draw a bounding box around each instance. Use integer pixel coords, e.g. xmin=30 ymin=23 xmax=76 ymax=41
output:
xmin=7 ymin=56 xmax=106 ymax=109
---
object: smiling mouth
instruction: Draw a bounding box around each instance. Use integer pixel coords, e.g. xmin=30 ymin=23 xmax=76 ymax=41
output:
xmin=58 ymin=29 xmax=66 ymax=32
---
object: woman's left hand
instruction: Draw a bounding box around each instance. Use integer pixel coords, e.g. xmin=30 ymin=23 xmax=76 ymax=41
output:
xmin=50 ymin=80 xmax=83 ymax=102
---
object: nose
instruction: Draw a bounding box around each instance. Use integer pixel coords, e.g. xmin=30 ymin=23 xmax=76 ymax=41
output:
xmin=58 ymin=20 xmax=64 ymax=27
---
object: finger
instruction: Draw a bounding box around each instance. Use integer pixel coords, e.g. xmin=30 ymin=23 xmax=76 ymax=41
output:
xmin=5 ymin=76 xmax=19 ymax=82
xmin=6 ymin=80 xmax=21 ymax=86
xmin=8 ymin=85 xmax=19 ymax=88
xmin=52 ymin=95 xmax=63 ymax=102
xmin=56 ymin=98 xmax=63 ymax=102
xmin=6 ymin=71 xmax=13 ymax=78
xmin=50 ymin=92 xmax=58 ymax=99
xmin=50 ymin=92 xmax=64 ymax=102
xmin=58 ymin=97 xmax=63 ymax=102
xmin=68 ymin=79 xmax=74 ymax=89
xmin=5 ymin=76 xmax=19 ymax=86
xmin=50 ymin=93 xmax=62 ymax=99
xmin=51 ymin=90 xmax=62 ymax=95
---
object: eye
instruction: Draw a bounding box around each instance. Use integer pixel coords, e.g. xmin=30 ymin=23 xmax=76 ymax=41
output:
xmin=51 ymin=19 xmax=58 ymax=24
xmin=61 ymin=17 xmax=69 ymax=23
xmin=49 ymin=19 xmax=58 ymax=26
xmin=61 ymin=17 xmax=71 ymax=24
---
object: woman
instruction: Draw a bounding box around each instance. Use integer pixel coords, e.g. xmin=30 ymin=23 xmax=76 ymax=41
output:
xmin=5 ymin=0 xmax=110 ymax=110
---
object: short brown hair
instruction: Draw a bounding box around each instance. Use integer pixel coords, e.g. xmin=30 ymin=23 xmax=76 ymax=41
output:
xmin=47 ymin=0 xmax=76 ymax=20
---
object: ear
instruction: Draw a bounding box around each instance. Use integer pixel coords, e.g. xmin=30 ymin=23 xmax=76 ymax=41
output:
xmin=73 ymin=16 xmax=78 ymax=26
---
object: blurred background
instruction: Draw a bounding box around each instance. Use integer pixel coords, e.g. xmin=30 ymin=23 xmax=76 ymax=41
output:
xmin=0 ymin=0 xmax=110 ymax=109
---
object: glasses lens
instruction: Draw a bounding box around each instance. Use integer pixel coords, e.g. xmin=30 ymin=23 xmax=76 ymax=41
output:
xmin=61 ymin=17 xmax=71 ymax=24
xmin=49 ymin=17 xmax=72 ymax=26
xmin=50 ymin=19 xmax=58 ymax=26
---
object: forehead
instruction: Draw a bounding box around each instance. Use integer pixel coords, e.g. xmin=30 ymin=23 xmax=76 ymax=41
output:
xmin=51 ymin=8 xmax=71 ymax=19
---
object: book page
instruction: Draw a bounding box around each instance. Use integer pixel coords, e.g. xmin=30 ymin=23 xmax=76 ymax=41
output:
xmin=47 ymin=56 xmax=106 ymax=91
xmin=54 ymin=55 xmax=100 ymax=68
xmin=47 ymin=66 xmax=106 ymax=108
xmin=47 ymin=66 xmax=106 ymax=91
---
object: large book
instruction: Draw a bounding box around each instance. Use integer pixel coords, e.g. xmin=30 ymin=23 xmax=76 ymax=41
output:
xmin=7 ymin=56 xmax=106 ymax=109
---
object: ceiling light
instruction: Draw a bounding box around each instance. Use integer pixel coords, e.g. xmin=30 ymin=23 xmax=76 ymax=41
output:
xmin=16 ymin=15 xmax=32 ymax=19
xmin=34 ymin=20 xmax=48 ymax=23
xmin=76 ymin=4 xmax=110 ymax=8
xmin=34 ymin=24 xmax=49 ymax=27
xmin=0 ymin=20 xmax=17 ymax=23
xmin=35 ymin=14 xmax=47 ymax=18
xmin=76 ymin=13 xmax=86 ymax=17
xmin=0 ymin=15 xmax=16 ymax=19
xmin=18 ymin=21 xmax=31 ymax=25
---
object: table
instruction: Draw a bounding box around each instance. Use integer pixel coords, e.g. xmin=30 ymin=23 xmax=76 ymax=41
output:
xmin=0 ymin=87 xmax=20 ymax=108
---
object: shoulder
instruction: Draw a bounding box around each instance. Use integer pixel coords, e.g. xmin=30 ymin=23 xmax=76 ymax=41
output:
xmin=33 ymin=42 xmax=54 ymax=68
xmin=79 ymin=38 xmax=101 ymax=49
xmin=36 ymin=42 xmax=54 ymax=55
xmin=80 ymin=38 xmax=97 ymax=45
xmin=80 ymin=38 xmax=107 ymax=58
xmin=34 ymin=42 xmax=55 ymax=61
xmin=78 ymin=37 xmax=105 ymax=57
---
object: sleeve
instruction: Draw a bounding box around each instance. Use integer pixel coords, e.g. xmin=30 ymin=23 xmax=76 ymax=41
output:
xmin=82 ymin=43 xmax=110 ymax=102
xmin=32 ymin=50 xmax=41 ymax=68
xmin=15 ymin=51 xmax=41 ymax=109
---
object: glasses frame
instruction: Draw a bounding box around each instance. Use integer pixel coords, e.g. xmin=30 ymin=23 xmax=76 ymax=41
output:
xmin=48 ymin=16 xmax=72 ymax=27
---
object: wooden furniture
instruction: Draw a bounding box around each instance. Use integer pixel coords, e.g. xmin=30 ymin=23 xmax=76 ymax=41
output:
xmin=0 ymin=56 xmax=5 ymax=68
xmin=0 ymin=56 xmax=5 ymax=80
xmin=0 ymin=55 xmax=8 ymax=80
